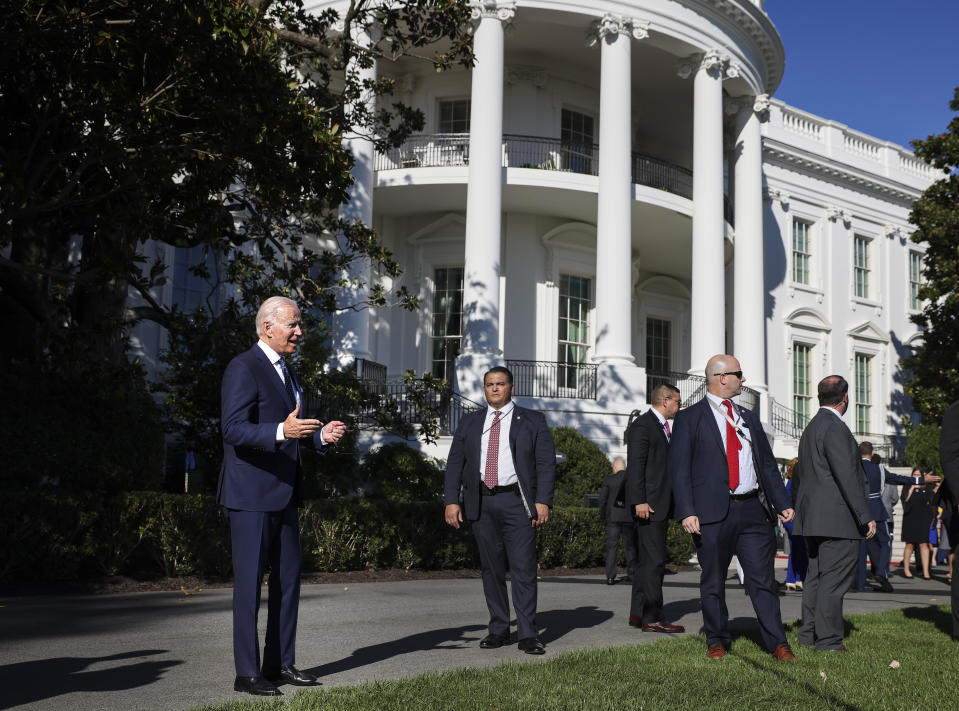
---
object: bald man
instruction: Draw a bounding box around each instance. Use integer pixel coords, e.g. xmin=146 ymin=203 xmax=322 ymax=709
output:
xmin=599 ymin=456 xmax=637 ymax=584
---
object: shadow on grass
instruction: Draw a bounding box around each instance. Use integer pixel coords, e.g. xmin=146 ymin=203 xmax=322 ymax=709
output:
xmin=0 ymin=650 xmax=179 ymax=710
xmin=901 ymin=604 xmax=954 ymax=637
xmin=537 ymin=606 xmax=614 ymax=644
xmin=310 ymin=623 xmax=487 ymax=678
xmin=735 ymin=651 xmax=866 ymax=711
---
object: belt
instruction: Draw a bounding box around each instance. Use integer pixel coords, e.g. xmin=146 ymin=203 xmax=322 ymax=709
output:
xmin=481 ymin=483 xmax=519 ymax=496
xmin=729 ymin=489 xmax=759 ymax=502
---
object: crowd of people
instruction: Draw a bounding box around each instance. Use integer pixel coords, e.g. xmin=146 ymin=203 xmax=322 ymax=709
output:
xmin=217 ymin=296 xmax=959 ymax=696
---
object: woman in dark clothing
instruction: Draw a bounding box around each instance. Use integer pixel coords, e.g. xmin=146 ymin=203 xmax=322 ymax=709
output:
xmin=901 ymin=468 xmax=937 ymax=579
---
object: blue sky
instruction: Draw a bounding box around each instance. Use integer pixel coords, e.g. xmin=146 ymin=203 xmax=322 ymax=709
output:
xmin=765 ymin=0 xmax=957 ymax=150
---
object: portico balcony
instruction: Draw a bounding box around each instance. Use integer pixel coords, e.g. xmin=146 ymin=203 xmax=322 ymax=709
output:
xmin=376 ymin=133 xmax=706 ymax=205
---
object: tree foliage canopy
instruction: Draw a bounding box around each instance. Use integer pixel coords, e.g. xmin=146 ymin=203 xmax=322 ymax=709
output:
xmin=0 ymin=0 xmax=472 ymax=491
xmin=902 ymin=87 xmax=959 ymax=423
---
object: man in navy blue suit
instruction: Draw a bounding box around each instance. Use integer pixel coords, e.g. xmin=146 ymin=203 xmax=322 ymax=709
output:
xmin=444 ymin=366 xmax=556 ymax=655
xmin=219 ymin=296 xmax=346 ymax=696
xmin=671 ymin=354 xmax=796 ymax=661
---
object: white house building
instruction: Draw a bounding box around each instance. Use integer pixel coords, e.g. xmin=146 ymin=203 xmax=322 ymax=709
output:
xmin=142 ymin=0 xmax=939 ymax=463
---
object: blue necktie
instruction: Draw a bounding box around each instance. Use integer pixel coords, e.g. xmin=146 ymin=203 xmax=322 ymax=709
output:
xmin=278 ymin=359 xmax=297 ymax=408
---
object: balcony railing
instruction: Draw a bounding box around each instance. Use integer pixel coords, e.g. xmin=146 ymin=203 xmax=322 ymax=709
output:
xmin=506 ymin=359 xmax=598 ymax=400
xmin=349 ymin=376 xmax=482 ymax=437
xmin=646 ymin=370 xmax=760 ymax=413
xmin=769 ymin=397 xmax=807 ymax=440
xmin=375 ymin=133 xmax=717 ymax=208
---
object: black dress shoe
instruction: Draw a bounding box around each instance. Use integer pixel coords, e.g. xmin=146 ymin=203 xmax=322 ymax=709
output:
xmin=518 ymin=637 xmax=546 ymax=655
xmin=234 ymin=676 xmax=282 ymax=696
xmin=877 ymin=577 xmax=894 ymax=593
xmin=479 ymin=633 xmax=508 ymax=649
xmin=606 ymin=577 xmax=617 ymax=585
xmin=262 ymin=665 xmax=318 ymax=686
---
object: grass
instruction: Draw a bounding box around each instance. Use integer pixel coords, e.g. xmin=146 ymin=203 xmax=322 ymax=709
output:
xmin=191 ymin=605 xmax=956 ymax=711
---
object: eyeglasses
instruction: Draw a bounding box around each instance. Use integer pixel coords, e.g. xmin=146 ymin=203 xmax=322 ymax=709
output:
xmin=710 ymin=371 xmax=743 ymax=379
xmin=665 ymin=396 xmax=682 ymax=405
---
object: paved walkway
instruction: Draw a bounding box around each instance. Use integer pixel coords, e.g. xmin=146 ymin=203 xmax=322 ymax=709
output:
xmin=1 ymin=568 xmax=952 ymax=711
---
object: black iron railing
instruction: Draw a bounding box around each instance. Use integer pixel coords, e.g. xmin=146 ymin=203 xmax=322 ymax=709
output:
xmin=351 ymin=377 xmax=482 ymax=437
xmin=355 ymin=358 xmax=387 ymax=391
xmin=853 ymin=432 xmax=907 ymax=465
xmin=506 ymin=359 xmax=598 ymax=400
xmin=769 ymin=397 xmax=807 ymax=440
xmin=645 ymin=370 xmax=759 ymax=413
xmin=375 ymin=133 xmax=722 ymax=210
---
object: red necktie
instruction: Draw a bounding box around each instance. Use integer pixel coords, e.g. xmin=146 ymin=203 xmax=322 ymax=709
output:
xmin=484 ymin=411 xmax=501 ymax=489
xmin=722 ymin=400 xmax=741 ymax=491
xmin=664 ymin=420 xmax=671 ymax=438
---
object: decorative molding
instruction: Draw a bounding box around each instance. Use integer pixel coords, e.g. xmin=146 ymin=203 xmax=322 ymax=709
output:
xmin=753 ymin=93 xmax=771 ymax=115
xmin=763 ymin=187 xmax=790 ymax=208
xmin=676 ymin=50 xmax=739 ymax=81
xmin=882 ymin=224 xmax=906 ymax=244
xmin=585 ymin=14 xmax=649 ymax=46
xmin=470 ymin=1 xmax=515 ymax=26
xmin=505 ymin=64 xmax=548 ymax=88
xmin=825 ymin=206 xmax=851 ymax=225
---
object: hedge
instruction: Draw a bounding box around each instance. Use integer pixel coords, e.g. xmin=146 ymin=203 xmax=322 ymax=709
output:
xmin=0 ymin=492 xmax=694 ymax=584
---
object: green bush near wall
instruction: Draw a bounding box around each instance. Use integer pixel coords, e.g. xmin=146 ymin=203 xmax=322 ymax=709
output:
xmin=0 ymin=494 xmax=695 ymax=584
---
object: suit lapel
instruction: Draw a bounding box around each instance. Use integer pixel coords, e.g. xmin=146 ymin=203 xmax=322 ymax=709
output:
xmin=509 ymin=405 xmax=523 ymax=451
xmin=252 ymin=345 xmax=291 ymax=407
xmin=700 ymin=398 xmax=726 ymax=458
xmin=645 ymin=409 xmax=667 ymax=442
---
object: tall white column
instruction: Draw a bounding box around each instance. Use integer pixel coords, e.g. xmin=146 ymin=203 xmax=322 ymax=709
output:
xmin=682 ymin=50 xmax=727 ymax=373
xmin=590 ymin=15 xmax=646 ymax=366
xmin=455 ymin=1 xmax=514 ymax=398
xmin=732 ymin=94 xmax=769 ymax=393
xmin=335 ymin=27 xmax=376 ymax=367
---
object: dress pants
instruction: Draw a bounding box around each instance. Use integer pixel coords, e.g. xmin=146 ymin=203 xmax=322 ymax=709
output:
xmin=228 ymin=505 xmax=301 ymax=677
xmin=799 ymin=536 xmax=858 ymax=651
xmin=630 ymin=518 xmax=668 ymax=621
xmin=472 ymin=489 xmax=538 ymax=640
xmin=952 ymin=540 xmax=959 ymax=640
xmin=855 ymin=521 xmax=892 ymax=589
xmin=695 ymin=496 xmax=786 ymax=652
xmin=605 ymin=521 xmax=638 ymax=579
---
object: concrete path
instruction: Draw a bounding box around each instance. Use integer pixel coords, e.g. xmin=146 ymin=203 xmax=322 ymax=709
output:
xmin=1 ymin=568 xmax=952 ymax=711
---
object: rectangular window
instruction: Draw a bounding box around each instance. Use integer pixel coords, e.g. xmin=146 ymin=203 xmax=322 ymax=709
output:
xmin=561 ymin=108 xmax=595 ymax=174
xmin=438 ymin=99 xmax=470 ymax=134
xmin=172 ymin=246 xmax=219 ymax=313
xmin=431 ymin=267 xmax=464 ymax=381
xmin=792 ymin=343 xmax=811 ymax=427
xmin=909 ymin=251 xmax=922 ymax=310
xmin=792 ymin=219 xmax=811 ymax=285
xmin=853 ymin=235 xmax=870 ymax=299
xmin=646 ymin=318 xmax=672 ymax=374
xmin=557 ymin=274 xmax=592 ymax=390
xmin=854 ymin=353 xmax=872 ymax=434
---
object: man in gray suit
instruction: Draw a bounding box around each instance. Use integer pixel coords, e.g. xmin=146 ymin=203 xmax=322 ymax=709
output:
xmin=794 ymin=375 xmax=876 ymax=652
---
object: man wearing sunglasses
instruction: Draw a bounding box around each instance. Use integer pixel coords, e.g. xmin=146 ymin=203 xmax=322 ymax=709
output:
xmin=671 ymin=354 xmax=796 ymax=661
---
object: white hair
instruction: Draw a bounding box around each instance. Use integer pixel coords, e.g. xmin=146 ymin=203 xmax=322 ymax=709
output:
xmin=256 ymin=296 xmax=298 ymax=336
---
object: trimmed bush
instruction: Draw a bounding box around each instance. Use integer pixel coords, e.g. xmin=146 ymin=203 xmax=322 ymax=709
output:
xmin=551 ymin=426 xmax=613 ymax=507
xmin=359 ymin=442 xmax=444 ymax=502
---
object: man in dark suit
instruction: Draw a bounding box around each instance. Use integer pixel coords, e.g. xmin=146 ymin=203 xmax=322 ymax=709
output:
xmin=599 ymin=456 xmax=637 ymax=585
xmin=938 ymin=399 xmax=959 ymax=640
xmin=793 ymin=375 xmax=875 ymax=652
xmin=671 ymin=354 xmax=796 ymax=660
xmin=626 ymin=383 xmax=684 ymax=633
xmin=219 ymin=296 xmax=346 ymax=696
xmin=854 ymin=441 xmax=925 ymax=592
xmin=444 ymin=366 xmax=556 ymax=655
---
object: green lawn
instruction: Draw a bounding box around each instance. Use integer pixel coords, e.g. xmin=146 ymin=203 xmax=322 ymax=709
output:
xmin=193 ymin=605 xmax=956 ymax=711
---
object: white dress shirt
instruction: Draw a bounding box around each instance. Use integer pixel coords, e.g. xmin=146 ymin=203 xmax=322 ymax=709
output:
xmin=256 ymin=339 xmax=302 ymax=443
xmin=650 ymin=406 xmax=671 ymax=441
xmin=479 ymin=401 xmax=518 ymax=486
xmin=705 ymin=392 xmax=758 ymax=495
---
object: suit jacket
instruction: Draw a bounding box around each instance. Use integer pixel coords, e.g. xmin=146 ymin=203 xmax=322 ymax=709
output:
xmin=625 ymin=409 xmax=672 ymax=522
xmin=937 ymin=399 xmax=959 ymax=512
xmin=443 ymin=404 xmax=556 ymax=521
xmin=599 ymin=471 xmax=633 ymax=524
xmin=793 ymin=408 xmax=870 ymax=538
xmin=218 ymin=344 xmax=325 ymax=512
xmin=670 ymin=397 xmax=789 ymax=525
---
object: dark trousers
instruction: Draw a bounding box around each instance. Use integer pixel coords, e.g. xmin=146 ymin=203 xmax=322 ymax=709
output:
xmin=630 ymin=518 xmax=668 ymax=621
xmin=855 ymin=520 xmax=892 ymax=588
xmin=799 ymin=536 xmax=858 ymax=651
xmin=695 ymin=496 xmax=786 ymax=652
xmin=228 ymin=505 xmax=302 ymax=677
xmin=953 ymin=541 xmax=959 ymax=639
xmin=605 ymin=521 xmax=638 ymax=579
xmin=472 ymin=489 xmax=538 ymax=640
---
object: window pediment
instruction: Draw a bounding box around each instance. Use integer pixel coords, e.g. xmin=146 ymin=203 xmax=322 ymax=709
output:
xmin=406 ymin=213 xmax=466 ymax=245
xmin=846 ymin=321 xmax=888 ymax=344
xmin=785 ymin=307 xmax=830 ymax=333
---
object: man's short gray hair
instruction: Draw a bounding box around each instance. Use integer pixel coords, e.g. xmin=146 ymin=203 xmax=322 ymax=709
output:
xmin=256 ymin=296 xmax=298 ymax=336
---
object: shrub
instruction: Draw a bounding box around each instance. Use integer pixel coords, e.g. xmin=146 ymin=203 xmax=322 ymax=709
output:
xmin=551 ymin=427 xmax=613 ymax=507
xmin=359 ymin=442 xmax=444 ymax=502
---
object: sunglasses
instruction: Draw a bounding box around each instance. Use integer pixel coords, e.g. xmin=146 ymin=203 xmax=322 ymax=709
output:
xmin=711 ymin=371 xmax=743 ymax=379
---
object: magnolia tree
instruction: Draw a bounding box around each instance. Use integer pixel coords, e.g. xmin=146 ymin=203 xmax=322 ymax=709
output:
xmin=0 ymin=0 xmax=473 ymax=492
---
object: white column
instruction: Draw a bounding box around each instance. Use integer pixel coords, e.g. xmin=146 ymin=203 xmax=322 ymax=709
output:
xmin=732 ymin=94 xmax=769 ymax=394
xmin=591 ymin=15 xmax=647 ymax=366
xmin=683 ymin=50 xmax=727 ymax=373
xmin=455 ymin=1 xmax=514 ymax=398
xmin=335 ymin=27 xmax=377 ymax=367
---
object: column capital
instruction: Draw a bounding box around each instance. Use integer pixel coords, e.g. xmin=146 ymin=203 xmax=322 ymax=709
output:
xmin=882 ymin=224 xmax=907 ymax=244
xmin=725 ymin=93 xmax=771 ymax=122
xmin=585 ymin=14 xmax=650 ymax=46
xmin=676 ymin=50 xmax=741 ymax=80
xmin=825 ymin=206 xmax=852 ymax=225
xmin=764 ymin=187 xmax=790 ymax=208
xmin=470 ymin=1 xmax=515 ymax=24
